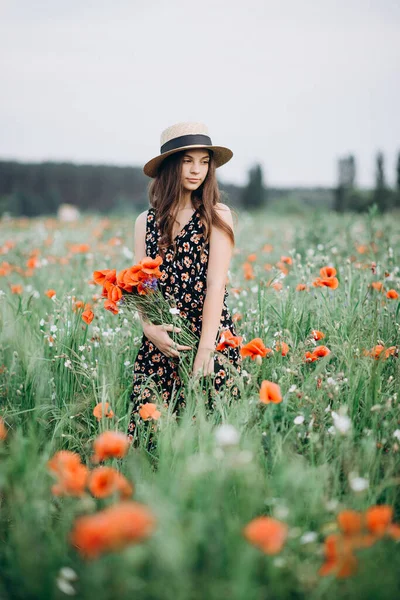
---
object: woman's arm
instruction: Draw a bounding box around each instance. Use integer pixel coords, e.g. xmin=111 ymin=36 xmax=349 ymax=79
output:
xmin=198 ymin=204 xmax=235 ymax=350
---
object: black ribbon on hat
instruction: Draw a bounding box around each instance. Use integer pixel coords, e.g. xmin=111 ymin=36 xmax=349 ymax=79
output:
xmin=161 ymin=134 xmax=212 ymax=154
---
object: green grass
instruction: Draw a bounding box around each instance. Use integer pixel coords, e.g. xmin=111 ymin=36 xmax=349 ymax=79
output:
xmin=0 ymin=207 xmax=399 ymax=599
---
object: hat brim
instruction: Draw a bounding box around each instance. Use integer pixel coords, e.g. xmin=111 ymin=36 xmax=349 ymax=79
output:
xmin=143 ymin=144 xmax=233 ymax=178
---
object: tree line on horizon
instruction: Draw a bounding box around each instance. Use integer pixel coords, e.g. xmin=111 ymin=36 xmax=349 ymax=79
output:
xmin=334 ymin=151 xmax=400 ymax=213
xmin=0 ymin=150 xmax=399 ymax=217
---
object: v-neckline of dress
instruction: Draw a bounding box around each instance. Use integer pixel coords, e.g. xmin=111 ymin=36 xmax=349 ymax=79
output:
xmin=152 ymin=207 xmax=199 ymax=245
xmin=172 ymin=209 xmax=198 ymax=243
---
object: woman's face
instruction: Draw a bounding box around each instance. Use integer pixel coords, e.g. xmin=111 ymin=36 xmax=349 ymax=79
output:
xmin=180 ymin=149 xmax=210 ymax=192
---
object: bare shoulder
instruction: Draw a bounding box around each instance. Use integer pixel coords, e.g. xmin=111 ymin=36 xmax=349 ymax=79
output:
xmin=136 ymin=209 xmax=148 ymax=223
xmin=215 ymin=202 xmax=233 ymax=226
xmin=135 ymin=209 xmax=148 ymax=232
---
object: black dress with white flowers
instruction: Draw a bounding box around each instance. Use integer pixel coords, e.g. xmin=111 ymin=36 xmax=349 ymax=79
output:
xmin=127 ymin=207 xmax=242 ymax=443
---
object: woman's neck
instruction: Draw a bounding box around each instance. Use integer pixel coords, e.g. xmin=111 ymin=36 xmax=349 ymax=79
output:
xmin=177 ymin=192 xmax=194 ymax=211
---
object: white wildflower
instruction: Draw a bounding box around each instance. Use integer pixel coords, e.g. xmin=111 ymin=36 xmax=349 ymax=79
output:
xmin=288 ymin=384 xmax=297 ymax=393
xmin=64 ymin=360 xmax=72 ymax=369
xmin=349 ymin=473 xmax=369 ymax=493
xmin=274 ymin=505 xmax=289 ymax=519
xmin=294 ymin=415 xmax=305 ymax=425
xmin=59 ymin=567 xmax=77 ymax=581
xmin=331 ymin=410 xmax=352 ymax=435
xmin=393 ymin=429 xmax=400 ymax=441
xmin=169 ymin=307 xmax=180 ymax=315
xmin=300 ymin=531 xmax=318 ymax=544
xmin=215 ymin=424 xmax=240 ymax=448
xmin=56 ymin=577 xmax=76 ymax=596
xmin=50 ymin=325 xmax=58 ymax=333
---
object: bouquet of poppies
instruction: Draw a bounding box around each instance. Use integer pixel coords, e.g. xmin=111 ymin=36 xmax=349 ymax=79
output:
xmin=92 ymin=255 xmax=199 ymax=370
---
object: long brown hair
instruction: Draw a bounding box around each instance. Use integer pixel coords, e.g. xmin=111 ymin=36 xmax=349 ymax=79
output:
xmin=147 ymin=149 xmax=237 ymax=260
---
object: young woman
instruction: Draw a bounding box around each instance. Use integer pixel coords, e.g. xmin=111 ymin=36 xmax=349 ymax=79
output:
xmin=127 ymin=122 xmax=242 ymax=444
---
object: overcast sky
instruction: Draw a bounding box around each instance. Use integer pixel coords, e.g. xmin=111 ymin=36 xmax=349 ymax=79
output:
xmin=1 ymin=0 xmax=399 ymax=187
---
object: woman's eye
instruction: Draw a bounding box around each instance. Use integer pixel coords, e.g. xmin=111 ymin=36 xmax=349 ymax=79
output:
xmin=184 ymin=160 xmax=209 ymax=164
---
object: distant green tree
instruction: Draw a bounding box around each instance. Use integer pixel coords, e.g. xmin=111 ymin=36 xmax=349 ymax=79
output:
xmin=373 ymin=151 xmax=391 ymax=211
xmin=396 ymin=151 xmax=400 ymax=190
xmin=14 ymin=190 xmax=35 ymax=217
xmin=334 ymin=184 xmax=346 ymax=212
xmin=334 ymin=154 xmax=357 ymax=211
xmin=395 ymin=150 xmax=400 ymax=208
xmin=241 ymin=163 xmax=266 ymax=209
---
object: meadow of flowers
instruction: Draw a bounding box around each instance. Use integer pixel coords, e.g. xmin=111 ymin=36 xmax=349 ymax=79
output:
xmin=0 ymin=206 xmax=399 ymax=599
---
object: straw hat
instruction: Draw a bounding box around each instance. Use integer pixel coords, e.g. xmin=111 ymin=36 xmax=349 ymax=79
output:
xmin=143 ymin=121 xmax=233 ymax=178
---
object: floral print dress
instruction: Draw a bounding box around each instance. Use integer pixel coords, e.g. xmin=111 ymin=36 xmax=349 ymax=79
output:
xmin=127 ymin=206 xmax=242 ymax=443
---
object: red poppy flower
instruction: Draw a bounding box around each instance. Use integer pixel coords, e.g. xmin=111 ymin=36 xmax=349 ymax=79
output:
xmin=82 ymin=309 xmax=94 ymax=325
xmin=259 ymin=380 xmax=282 ymax=404
xmin=243 ymin=516 xmax=288 ymax=555
xmin=216 ymin=329 xmax=243 ymax=351
xmin=240 ymin=338 xmax=272 ymax=360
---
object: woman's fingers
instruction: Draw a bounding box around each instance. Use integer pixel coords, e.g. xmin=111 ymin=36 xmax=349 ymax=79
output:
xmin=163 ymin=324 xmax=181 ymax=332
xmin=169 ymin=343 xmax=192 ymax=355
xmin=165 ymin=342 xmax=193 ymax=357
xmin=159 ymin=324 xmax=193 ymax=356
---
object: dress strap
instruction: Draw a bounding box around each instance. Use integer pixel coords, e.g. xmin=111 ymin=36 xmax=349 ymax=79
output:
xmin=146 ymin=207 xmax=155 ymax=235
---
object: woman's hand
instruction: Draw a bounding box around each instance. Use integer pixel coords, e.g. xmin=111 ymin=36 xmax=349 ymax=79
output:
xmin=143 ymin=322 xmax=193 ymax=358
xmin=192 ymin=347 xmax=214 ymax=377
